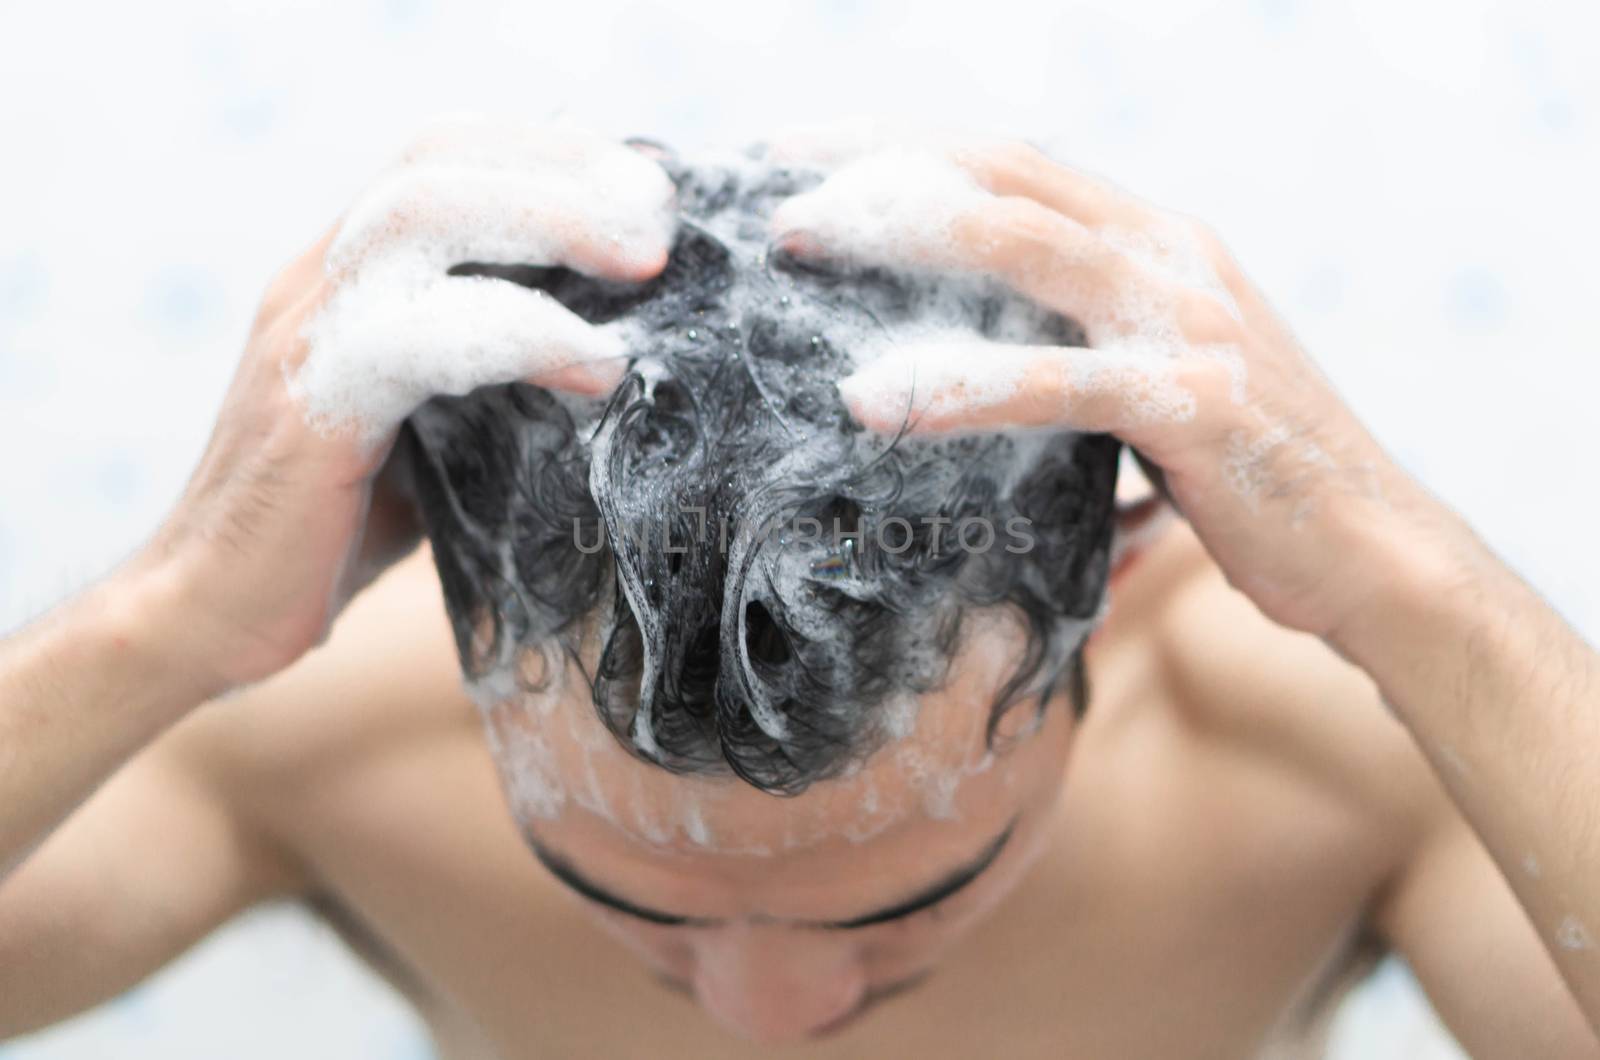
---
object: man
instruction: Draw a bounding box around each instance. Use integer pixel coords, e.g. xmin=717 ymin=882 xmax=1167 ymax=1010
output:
xmin=1 ymin=119 xmax=1596 ymax=1057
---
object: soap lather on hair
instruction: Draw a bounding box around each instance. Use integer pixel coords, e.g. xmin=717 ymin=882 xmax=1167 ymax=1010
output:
xmin=402 ymin=144 xmax=1122 ymax=796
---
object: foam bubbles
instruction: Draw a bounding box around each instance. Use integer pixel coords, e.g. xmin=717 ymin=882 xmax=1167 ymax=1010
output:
xmin=483 ymin=711 xmax=566 ymax=820
xmin=777 ymin=145 xmax=1245 ymax=437
xmin=414 ymin=140 xmax=1115 ymax=852
xmin=1557 ymin=915 xmax=1594 ymax=952
xmin=294 ymin=266 xmax=633 ymax=444
xmin=1097 ymin=221 xmax=1240 ymax=323
xmin=771 ymin=147 xmax=989 ymax=272
xmin=289 ymin=118 xmax=677 ymax=445
xmin=838 ymin=336 xmax=1027 ymax=426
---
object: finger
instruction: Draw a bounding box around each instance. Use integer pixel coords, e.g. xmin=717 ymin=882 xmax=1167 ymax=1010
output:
xmin=398 ymin=119 xmax=678 ymax=258
xmin=257 ymin=223 xmax=341 ymax=325
xmin=949 ymin=141 xmax=1151 ymax=230
xmin=768 ymin=153 xmax=980 ymax=275
xmin=941 ymin=197 xmax=1166 ymax=339
xmin=955 ymin=143 xmax=1245 ymax=317
xmin=836 ymin=340 xmax=1201 ymax=445
xmin=769 ymin=162 xmax=1050 ymax=279
xmin=295 ymin=272 xmax=629 ymax=439
xmin=329 ymin=160 xmax=675 ymax=282
xmin=775 ymin=172 xmax=1181 ymax=344
xmin=767 ymin=122 xmax=1147 ymax=232
xmin=770 ymin=138 xmax=1244 ymax=348
xmin=398 ymin=274 xmax=629 ymax=394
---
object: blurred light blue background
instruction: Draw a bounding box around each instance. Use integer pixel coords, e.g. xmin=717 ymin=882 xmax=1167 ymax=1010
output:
xmin=2 ymin=0 xmax=1595 ymax=1056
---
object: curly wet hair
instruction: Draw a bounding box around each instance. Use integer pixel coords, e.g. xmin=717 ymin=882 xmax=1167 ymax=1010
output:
xmin=401 ymin=149 xmax=1121 ymax=796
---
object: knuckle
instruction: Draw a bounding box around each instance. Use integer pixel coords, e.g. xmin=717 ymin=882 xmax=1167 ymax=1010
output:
xmin=1026 ymin=353 xmax=1075 ymax=406
xmin=964 ymin=138 xmax=1053 ymax=186
xmin=1176 ymin=345 xmax=1248 ymax=411
xmin=975 ymin=195 xmax=1066 ymax=260
xmin=257 ymin=268 xmax=302 ymax=323
xmin=1182 ymin=215 xmax=1231 ymax=267
xmin=987 ymin=138 xmax=1049 ymax=172
xmin=1179 ymin=291 xmax=1244 ymax=343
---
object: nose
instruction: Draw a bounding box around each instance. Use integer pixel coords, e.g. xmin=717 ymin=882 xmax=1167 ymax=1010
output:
xmin=691 ymin=923 xmax=867 ymax=1044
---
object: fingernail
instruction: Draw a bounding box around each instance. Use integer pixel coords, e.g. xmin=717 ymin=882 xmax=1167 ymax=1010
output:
xmin=617 ymin=241 xmax=670 ymax=281
xmin=836 ymin=370 xmax=871 ymax=407
xmin=772 ymin=227 xmax=820 ymax=257
xmin=837 ymin=364 xmax=915 ymax=429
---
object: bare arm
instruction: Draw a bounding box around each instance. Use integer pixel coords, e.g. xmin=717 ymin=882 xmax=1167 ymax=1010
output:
xmin=1153 ymin=498 xmax=1600 ymax=1050
xmin=0 ymin=683 xmax=306 ymax=1036
xmin=1379 ymin=808 xmax=1599 ymax=1058
xmin=0 ymin=546 xmax=471 ymax=1037
xmin=0 ymin=569 xmax=216 ymax=881
xmin=1347 ymin=506 xmax=1600 ymax=1022
xmin=0 ymin=121 xmax=674 ymax=1033
xmin=1159 ymin=526 xmax=1598 ymax=1055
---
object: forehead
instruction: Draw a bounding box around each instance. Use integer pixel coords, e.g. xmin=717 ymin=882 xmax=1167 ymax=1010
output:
xmin=472 ymin=609 xmax=1067 ymax=862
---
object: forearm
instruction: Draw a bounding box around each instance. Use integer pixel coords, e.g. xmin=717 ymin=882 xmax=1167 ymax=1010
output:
xmin=0 ymin=558 xmax=220 ymax=879
xmin=1331 ymin=485 xmax=1600 ymax=1017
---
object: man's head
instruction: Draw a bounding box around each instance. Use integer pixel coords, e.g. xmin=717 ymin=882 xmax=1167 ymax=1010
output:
xmin=402 ymin=148 xmax=1120 ymax=1041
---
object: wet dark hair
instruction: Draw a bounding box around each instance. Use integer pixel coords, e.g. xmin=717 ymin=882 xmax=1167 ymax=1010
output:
xmin=402 ymin=149 xmax=1121 ymax=796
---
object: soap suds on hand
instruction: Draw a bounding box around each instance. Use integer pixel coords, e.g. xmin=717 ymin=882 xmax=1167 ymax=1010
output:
xmin=290 ymin=118 xmax=678 ymax=446
xmin=771 ymin=146 xmax=1243 ymax=438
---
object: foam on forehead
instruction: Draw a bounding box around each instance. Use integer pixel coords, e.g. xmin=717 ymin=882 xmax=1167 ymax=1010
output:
xmin=474 ymin=607 xmax=1054 ymax=855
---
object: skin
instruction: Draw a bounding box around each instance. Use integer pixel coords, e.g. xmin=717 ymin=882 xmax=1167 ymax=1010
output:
xmin=0 ymin=122 xmax=1597 ymax=1054
xmin=0 ymin=533 xmax=1592 ymax=1055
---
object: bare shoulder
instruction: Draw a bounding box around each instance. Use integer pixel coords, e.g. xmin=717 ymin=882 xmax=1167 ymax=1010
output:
xmin=156 ymin=546 xmax=475 ymax=863
xmin=1092 ymin=520 xmax=1455 ymax=861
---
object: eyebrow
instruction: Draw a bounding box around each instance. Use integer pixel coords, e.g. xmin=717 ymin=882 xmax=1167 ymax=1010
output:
xmin=526 ymin=817 xmax=1019 ymax=931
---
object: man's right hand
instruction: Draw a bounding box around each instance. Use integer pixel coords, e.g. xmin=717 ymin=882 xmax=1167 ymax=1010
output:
xmin=140 ymin=119 xmax=676 ymax=695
